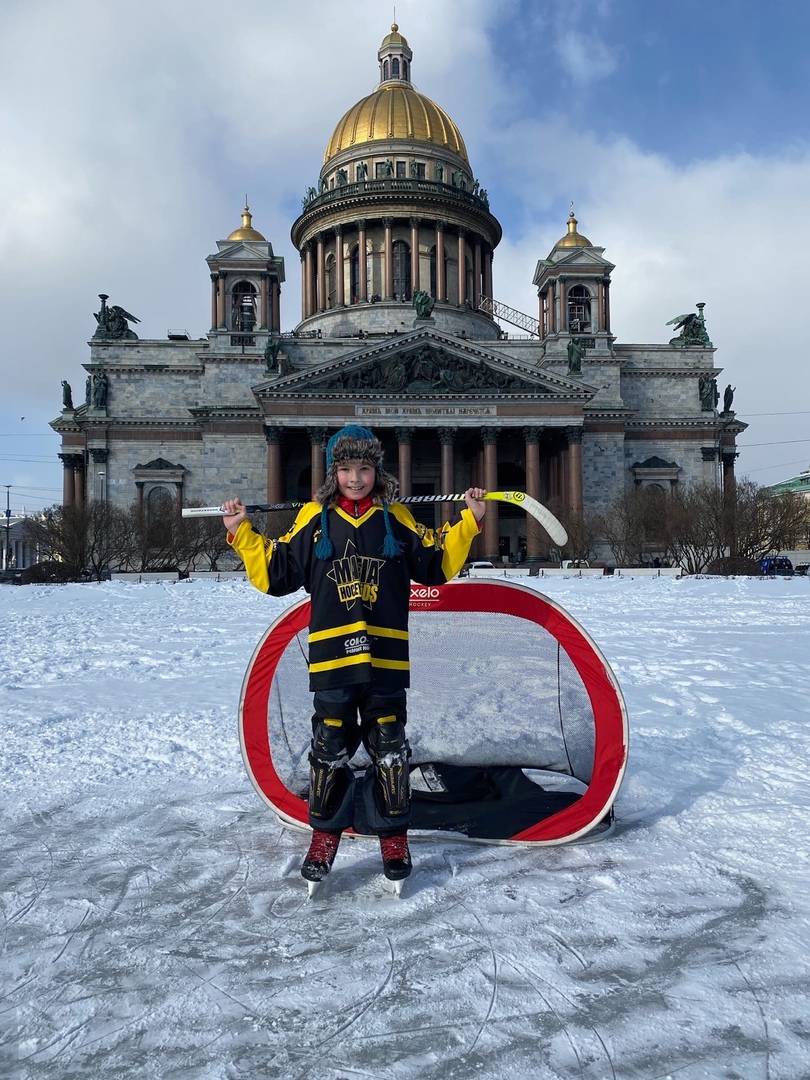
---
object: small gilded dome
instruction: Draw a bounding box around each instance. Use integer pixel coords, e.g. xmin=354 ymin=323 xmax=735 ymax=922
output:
xmin=381 ymin=21 xmax=408 ymax=48
xmin=555 ymin=210 xmax=591 ymax=248
xmin=324 ymin=84 xmax=468 ymax=165
xmin=227 ymin=204 xmax=266 ymax=242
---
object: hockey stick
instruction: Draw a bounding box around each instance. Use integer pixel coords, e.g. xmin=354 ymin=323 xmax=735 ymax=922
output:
xmin=182 ymin=491 xmax=568 ymax=546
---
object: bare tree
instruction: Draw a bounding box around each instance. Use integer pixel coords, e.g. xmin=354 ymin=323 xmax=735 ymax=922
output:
xmin=732 ymin=480 xmax=810 ymax=560
xmin=664 ymin=483 xmax=728 ymax=575
xmin=22 ymin=502 xmax=131 ymax=579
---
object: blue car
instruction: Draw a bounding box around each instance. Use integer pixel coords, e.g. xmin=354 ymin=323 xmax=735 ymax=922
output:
xmin=760 ymin=556 xmax=794 ymax=576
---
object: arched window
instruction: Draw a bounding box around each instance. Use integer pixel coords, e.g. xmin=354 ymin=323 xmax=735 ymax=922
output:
xmin=383 ymin=59 xmax=389 ymax=80
xmin=350 ymin=246 xmax=360 ymax=303
xmin=147 ymin=486 xmax=174 ymax=516
xmin=231 ymin=281 xmax=257 ymax=332
xmin=326 ymin=255 xmax=336 ymax=310
xmin=392 ymin=240 xmax=411 ymax=300
xmin=567 ymin=285 xmax=592 ymax=332
xmin=392 ymin=58 xmax=400 ymax=78
xmin=145 ymin=486 xmax=175 ymax=547
xmin=402 ymin=60 xmax=408 ymax=80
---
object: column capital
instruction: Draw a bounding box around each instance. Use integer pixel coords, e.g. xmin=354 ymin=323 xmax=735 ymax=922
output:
xmin=381 ymin=217 xmax=394 ymax=229
xmin=210 ymin=272 xmax=219 ymax=283
xmin=436 ymin=220 xmax=447 ymax=232
xmin=409 ymin=217 xmax=421 ymax=229
xmin=481 ymin=427 xmax=500 ymax=444
xmin=438 ymin=427 xmax=456 ymax=445
xmin=308 ymin=426 xmax=328 ymax=446
xmin=522 ymin=426 xmax=543 ymax=443
xmin=90 ymin=448 xmax=108 ymax=463
xmin=721 ymin=450 xmax=739 ymax=467
xmin=264 ymin=425 xmax=284 ymax=445
xmin=457 ymin=226 xmax=468 ymax=238
xmin=701 ymin=446 xmax=718 ymax=461
xmin=59 ymin=452 xmax=84 ymax=469
xmin=566 ymin=426 xmax=584 ymax=444
xmin=355 ymin=218 xmax=367 ymax=231
xmin=395 ymin=426 xmax=415 ymax=444
xmin=334 ymin=223 xmax=343 ymax=236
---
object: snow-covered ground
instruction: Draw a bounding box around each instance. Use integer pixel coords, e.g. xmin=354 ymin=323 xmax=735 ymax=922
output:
xmin=2 ymin=575 xmax=809 ymax=1080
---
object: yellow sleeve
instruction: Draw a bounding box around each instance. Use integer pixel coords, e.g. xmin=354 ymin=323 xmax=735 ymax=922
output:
xmin=228 ymin=520 xmax=273 ymax=593
xmin=389 ymin=502 xmax=482 ymax=583
xmin=227 ymin=503 xmax=321 ymax=595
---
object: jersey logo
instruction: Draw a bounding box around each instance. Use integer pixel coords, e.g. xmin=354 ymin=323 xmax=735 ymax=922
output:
xmin=326 ymin=539 xmax=385 ymax=609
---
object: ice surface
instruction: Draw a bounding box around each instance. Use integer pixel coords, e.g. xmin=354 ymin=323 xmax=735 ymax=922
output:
xmin=2 ymin=575 xmax=810 ymax=1079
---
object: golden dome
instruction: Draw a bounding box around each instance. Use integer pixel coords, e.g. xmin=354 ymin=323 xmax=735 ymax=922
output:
xmin=381 ymin=21 xmax=408 ymax=48
xmin=227 ymin=204 xmax=266 ymax=242
xmin=555 ymin=209 xmax=591 ymax=248
xmin=323 ymin=84 xmax=468 ymax=165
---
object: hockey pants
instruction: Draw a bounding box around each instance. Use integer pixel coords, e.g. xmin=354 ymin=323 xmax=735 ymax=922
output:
xmin=308 ymin=683 xmax=411 ymax=834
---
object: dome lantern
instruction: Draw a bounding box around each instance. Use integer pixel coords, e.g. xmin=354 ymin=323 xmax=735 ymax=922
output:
xmin=555 ymin=207 xmax=591 ymax=249
xmin=378 ymin=22 xmax=413 ymax=85
xmin=227 ymin=203 xmax=266 ymax=242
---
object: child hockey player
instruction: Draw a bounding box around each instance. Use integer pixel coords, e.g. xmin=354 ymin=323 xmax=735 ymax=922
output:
xmin=221 ymin=424 xmax=486 ymax=889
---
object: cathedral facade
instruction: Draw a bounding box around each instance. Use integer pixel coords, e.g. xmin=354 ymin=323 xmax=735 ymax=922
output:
xmin=53 ymin=25 xmax=744 ymax=562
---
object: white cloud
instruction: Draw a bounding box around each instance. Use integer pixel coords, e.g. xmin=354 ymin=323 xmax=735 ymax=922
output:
xmin=477 ymin=112 xmax=810 ymax=479
xmin=553 ymin=29 xmax=617 ymax=85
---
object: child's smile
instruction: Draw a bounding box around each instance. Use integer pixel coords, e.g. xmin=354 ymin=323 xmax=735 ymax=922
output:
xmin=336 ymin=461 xmax=376 ymax=501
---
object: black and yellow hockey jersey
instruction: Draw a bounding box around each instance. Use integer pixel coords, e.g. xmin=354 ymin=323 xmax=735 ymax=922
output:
xmin=229 ymin=500 xmax=480 ymax=690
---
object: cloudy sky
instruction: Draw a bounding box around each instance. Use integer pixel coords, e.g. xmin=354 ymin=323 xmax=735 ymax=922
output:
xmin=2 ymin=0 xmax=809 ymax=514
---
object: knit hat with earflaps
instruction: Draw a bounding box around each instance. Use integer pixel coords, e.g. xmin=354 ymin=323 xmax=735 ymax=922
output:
xmin=314 ymin=425 xmax=402 ymax=560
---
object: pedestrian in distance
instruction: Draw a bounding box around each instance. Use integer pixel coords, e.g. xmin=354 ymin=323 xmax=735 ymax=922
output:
xmin=221 ymin=424 xmax=487 ymax=892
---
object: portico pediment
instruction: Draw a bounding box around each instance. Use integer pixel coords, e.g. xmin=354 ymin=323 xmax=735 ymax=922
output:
xmin=256 ymin=329 xmax=592 ymax=400
xmin=209 ymin=241 xmax=273 ymax=263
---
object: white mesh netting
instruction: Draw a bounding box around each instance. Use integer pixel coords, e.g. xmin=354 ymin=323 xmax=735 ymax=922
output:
xmin=267 ymin=607 xmax=596 ymax=795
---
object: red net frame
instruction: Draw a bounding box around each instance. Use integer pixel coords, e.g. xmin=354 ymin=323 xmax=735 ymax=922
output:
xmin=239 ymin=579 xmax=628 ymax=845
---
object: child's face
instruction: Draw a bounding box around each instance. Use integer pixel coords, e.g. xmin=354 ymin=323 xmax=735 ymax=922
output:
xmin=336 ymin=459 xmax=376 ymax=501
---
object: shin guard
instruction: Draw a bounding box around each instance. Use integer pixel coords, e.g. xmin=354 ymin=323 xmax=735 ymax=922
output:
xmin=369 ymin=716 xmax=411 ymax=820
xmin=308 ymin=719 xmax=351 ymax=824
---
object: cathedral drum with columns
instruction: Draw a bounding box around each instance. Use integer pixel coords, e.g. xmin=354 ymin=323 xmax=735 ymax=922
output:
xmin=52 ymin=24 xmax=745 ymax=564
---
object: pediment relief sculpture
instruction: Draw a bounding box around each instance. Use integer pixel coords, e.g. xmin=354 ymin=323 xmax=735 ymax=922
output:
xmin=317 ymin=346 xmax=538 ymax=395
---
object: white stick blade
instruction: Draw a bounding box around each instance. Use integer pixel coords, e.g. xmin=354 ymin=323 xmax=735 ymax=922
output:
xmin=488 ymin=492 xmax=568 ymax=546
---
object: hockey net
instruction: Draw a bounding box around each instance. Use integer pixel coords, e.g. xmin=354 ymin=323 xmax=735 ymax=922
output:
xmin=240 ymin=579 xmax=628 ymax=844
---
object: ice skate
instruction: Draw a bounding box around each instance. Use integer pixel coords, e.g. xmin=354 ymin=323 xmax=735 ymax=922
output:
xmin=379 ymin=831 xmax=411 ymax=890
xmin=301 ymin=830 xmax=341 ymax=895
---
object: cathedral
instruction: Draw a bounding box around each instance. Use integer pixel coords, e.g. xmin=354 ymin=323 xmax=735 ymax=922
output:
xmin=52 ymin=24 xmax=745 ymax=562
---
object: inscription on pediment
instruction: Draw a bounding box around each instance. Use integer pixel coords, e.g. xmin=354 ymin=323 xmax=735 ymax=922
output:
xmin=322 ymin=346 xmax=535 ymax=394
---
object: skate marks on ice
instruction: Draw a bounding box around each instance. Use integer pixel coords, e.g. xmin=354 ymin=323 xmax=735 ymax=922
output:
xmin=0 ymin=801 xmax=800 ymax=1078
xmin=2 ymin=579 xmax=810 ymax=1078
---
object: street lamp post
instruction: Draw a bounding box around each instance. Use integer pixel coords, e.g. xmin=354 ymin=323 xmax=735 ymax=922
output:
xmin=3 ymin=485 xmax=11 ymax=573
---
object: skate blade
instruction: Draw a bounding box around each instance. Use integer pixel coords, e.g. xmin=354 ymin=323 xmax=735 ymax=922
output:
xmin=307 ymin=879 xmax=323 ymax=899
xmin=388 ymin=878 xmax=404 ymax=897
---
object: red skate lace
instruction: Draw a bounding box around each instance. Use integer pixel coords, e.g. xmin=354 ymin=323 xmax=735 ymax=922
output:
xmin=307 ymin=831 xmax=340 ymax=861
xmin=380 ymin=833 xmax=410 ymax=859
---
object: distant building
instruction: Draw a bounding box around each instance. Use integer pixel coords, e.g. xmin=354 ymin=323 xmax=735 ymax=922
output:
xmin=767 ymin=468 xmax=810 ymax=498
xmin=1 ymin=515 xmax=41 ymax=572
xmin=52 ymin=24 xmax=746 ymax=561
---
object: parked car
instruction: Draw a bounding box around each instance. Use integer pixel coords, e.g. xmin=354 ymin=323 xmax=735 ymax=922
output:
xmin=794 ymin=563 xmax=809 ymax=576
xmin=759 ymin=556 xmax=794 ymax=577
xmin=461 ymin=560 xmax=497 ymax=576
